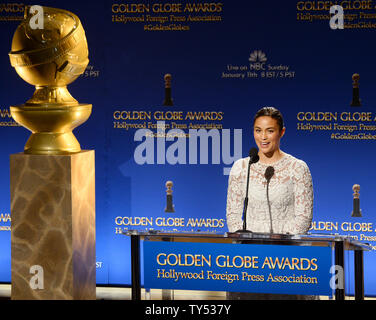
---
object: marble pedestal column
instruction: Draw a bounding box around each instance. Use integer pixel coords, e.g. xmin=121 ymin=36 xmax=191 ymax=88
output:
xmin=10 ymin=150 xmax=96 ymax=300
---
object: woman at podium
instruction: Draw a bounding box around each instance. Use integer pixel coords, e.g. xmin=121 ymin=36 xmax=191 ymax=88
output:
xmin=225 ymin=107 xmax=314 ymax=299
xmin=226 ymin=106 xmax=313 ymax=235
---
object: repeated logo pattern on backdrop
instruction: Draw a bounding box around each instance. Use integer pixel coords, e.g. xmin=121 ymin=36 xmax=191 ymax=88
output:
xmin=1 ymin=0 xmax=376 ymax=296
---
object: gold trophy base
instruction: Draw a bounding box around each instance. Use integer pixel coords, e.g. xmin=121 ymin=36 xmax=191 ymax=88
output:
xmin=10 ymin=104 xmax=92 ymax=155
xmin=10 ymin=150 xmax=96 ymax=300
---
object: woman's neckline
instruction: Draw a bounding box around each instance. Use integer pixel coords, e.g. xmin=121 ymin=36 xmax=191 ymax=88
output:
xmin=257 ymin=151 xmax=289 ymax=166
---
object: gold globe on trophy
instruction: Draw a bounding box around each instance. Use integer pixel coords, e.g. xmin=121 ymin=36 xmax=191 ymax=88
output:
xmin=9 ymin=6 xmax=91 ymax=154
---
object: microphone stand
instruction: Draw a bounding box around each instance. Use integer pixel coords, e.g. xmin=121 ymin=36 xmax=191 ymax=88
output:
xmin=265 ymin=166 xmax=275 ymax=234
xmin=232 ymin=147 xmax=259 ymax=235
xmin=236 ymin=158 xmax=253 ymax=233
xmin=266 ymin=178 xmax=273 ymax=234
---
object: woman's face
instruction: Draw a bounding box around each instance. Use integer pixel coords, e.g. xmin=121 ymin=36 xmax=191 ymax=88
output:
xmin=253 ymin=116 xmax=285 ymax=156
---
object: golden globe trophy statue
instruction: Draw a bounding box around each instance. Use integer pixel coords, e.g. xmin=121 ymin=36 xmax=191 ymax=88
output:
xmin=165 ymin=181 xmax=175 ymax=213
xmin=351 ymin=184 xmax=362 ymax=217
xmin=163 ymin=73 xmax=174 ymax=106
xmin=350 ymin=73 xmax=361 ymax=107
xmin=9 ymin=6 xmax=96 ymax=300
xmin=9 ymin=6 xmax=91 ymax=154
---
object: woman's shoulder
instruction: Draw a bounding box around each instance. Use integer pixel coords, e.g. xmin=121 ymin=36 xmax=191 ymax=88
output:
xmin=232 ymin=157 xmax=248 ymax=168
xmin=284 ymin=153 xmax=311 ymax=175
xmin=285 ymin=153 xmax=308 ymax=166
xmin=229 ymin=157 xmax=248 ymax=176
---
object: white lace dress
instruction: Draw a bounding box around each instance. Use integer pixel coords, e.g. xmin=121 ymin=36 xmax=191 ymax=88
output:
xmin=226 ymin=152 xmax=313 ymax=234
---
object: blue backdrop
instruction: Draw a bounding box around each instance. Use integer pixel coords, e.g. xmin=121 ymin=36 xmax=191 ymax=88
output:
xmin=1 ymin=0 xmax=376 ymax=296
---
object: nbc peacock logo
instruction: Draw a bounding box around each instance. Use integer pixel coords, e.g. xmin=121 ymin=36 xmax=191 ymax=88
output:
xmin=249 ymin=50 xmax=267 ymax=70
xmin=249 ymin=50 xmax=267 ymax=62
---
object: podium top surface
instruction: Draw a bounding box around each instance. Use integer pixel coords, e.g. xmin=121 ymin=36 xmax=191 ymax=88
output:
xmin=123 ymin=229 xmax=371 ymax=251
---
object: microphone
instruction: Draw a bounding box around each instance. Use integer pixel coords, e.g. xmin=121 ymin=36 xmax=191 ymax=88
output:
xmin=249 ymin=147 xmax=259 ymax=164
xmin=265 ymin=166 xmax=274 ymax=182
xmin=237 ymin=148 xmax=259 ymax=233
xmin=265 ymin=166 xmax=275 ymax=234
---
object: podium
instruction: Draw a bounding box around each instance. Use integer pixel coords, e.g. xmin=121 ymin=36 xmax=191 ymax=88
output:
xmin=124 ymin=230 xmax=370 ymax=300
